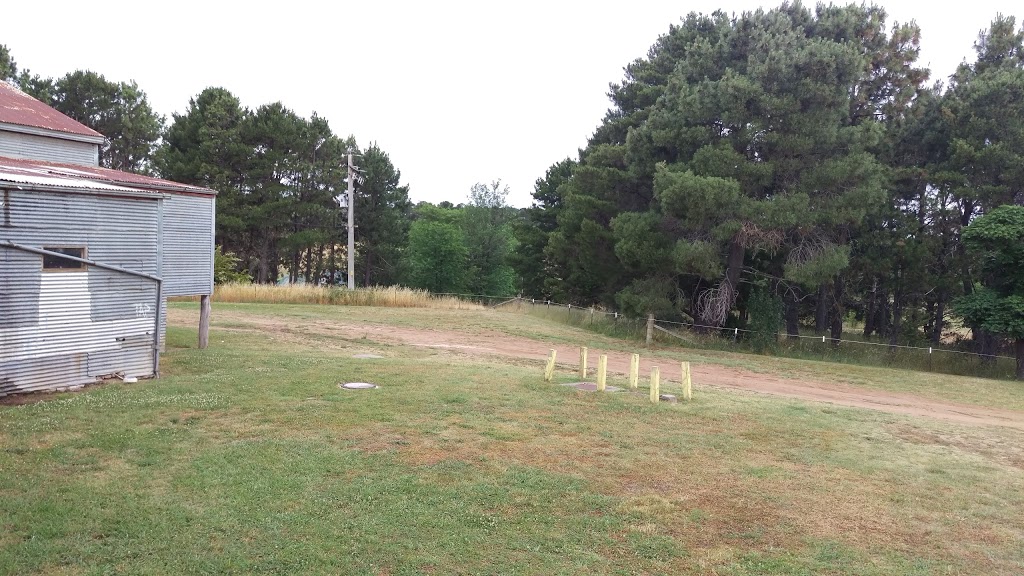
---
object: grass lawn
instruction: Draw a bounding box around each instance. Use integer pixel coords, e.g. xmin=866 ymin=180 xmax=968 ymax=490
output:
xmin=2 ymin=303 xmax=1023 ymax=575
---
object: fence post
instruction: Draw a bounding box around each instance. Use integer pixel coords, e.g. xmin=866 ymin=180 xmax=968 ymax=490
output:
xmin=928 ymin=347 xmax=933 ymax=371
xmin=597 ymin=355 xmax=607 ymax=391
xmin=650 ymin=366 xmax=660 ymax=403
xmin=646 ymin=314 xmax=655 ymax=346
xmin=579 ymin=347 xmax=588 ymax=379
xmin=732 ymin=327 xmax=738 ymax=344
xmin=544 ymin=349 xmax=557 ymax=381
xmin=681 ymin=361 xmax=692 ymax=400
xmin=629 ymin=354 xmax=639 ymax=389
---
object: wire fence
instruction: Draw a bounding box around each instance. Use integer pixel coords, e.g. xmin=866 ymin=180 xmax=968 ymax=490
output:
xmin=193 ymin=284 xmax=1017 ymax=379
xmin=483 ymin=296 xmax=1019 ymax=380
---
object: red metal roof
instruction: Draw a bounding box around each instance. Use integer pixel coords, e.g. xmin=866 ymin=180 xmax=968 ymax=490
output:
xmin=0 ymin=81 xmax=104 ymax=139
xmin=0 ymin=155 xmax=216 ymax=196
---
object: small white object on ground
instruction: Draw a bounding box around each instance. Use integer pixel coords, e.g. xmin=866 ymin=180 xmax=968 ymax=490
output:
xmin=339 ymin=382 xmax=378 ymax=390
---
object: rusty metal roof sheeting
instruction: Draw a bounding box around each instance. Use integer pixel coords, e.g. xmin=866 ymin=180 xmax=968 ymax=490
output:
xmin=0 ymin=155 xmax=217 ymax=196
xmin=0 ymin=81 xmax=104 ymax=139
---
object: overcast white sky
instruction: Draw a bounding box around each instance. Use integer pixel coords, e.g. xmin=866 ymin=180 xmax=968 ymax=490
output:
xmin=4 ymin=1 xmax=1023 ymax=207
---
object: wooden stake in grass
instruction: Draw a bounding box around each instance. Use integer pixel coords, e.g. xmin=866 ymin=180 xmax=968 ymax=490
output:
xmin=681 ymin=361 xmax=692 ymax=400
xmin=629 ymin=354 xmax=639 ymax=389
xmin=579 ymin=347 xmax=588 ymax=379
xmin=597 ymin=355 xmax=607 ymax=391
xmin=544 ymin=349 xmax=557 ymax=382
xmin=650 ymin=366 xmax=660 ymax=403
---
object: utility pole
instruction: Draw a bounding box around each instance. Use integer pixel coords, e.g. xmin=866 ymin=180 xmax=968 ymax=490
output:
xmin=347 ymin=151 xmax=355 ymax=289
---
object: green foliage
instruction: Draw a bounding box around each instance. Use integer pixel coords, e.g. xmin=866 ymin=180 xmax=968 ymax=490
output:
xmin=514 ymin=3 xmax=911 ymax=330
xmin=510 ymin=159 xmax=575 ymax=298
xmin=955 ymin=289 xmax=1020 ymax=337
xmin=611 ymin=211 xmax=671 ymax=275
xmin=783 ymin=244 xmax=851 ymax=289
xmin=356 ymin=144 xmax=412 ymax=286
xmin=0 ymin=44 xmax=16 ymax=81
xmin=955 ymin=206 xmax=1024 ymax=341
xmin=462 ymin=181 xmax=517 ymax=296
xmin=746 ymin=290 xmax=783 ymax=354
xmin=213 ymin=246 xmax=252 ymax=284
xmin=39 ymin=70 xmax=164 ymax=173
xmin=614 ymin=276 xmax=676 ymax=317
xmin=672 ymin=240 xmax=723 ymax=280
xmin=405 ymin=219 xmax=468 ymax=293
xmin=961 ymin=206 xmax=1024 ymax=292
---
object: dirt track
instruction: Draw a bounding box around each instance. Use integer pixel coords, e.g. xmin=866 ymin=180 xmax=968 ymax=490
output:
xmin=171 ymin=308 xmax=1024 ymax=430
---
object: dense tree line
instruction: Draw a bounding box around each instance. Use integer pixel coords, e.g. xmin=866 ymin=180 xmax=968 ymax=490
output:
xmin=155 ymin=88 xmax=411 ymax=286
xmin=1 ymin=47 xmax=416 ymax=288
xmin=510 ymin=5 xmax=1024 ymax=377
xmin=5 ymin=6 xmax=1024 ymax=376
xmin=406 ymin=181 xmax=517 ymax=295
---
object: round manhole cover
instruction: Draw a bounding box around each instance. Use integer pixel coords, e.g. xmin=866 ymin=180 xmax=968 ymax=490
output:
xmin=339 ymin=382 xmax=378 ymax=390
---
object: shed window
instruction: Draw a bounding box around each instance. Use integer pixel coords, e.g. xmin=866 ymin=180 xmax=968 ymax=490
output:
xmin=42 ymin=247 xmax=87 ymax=270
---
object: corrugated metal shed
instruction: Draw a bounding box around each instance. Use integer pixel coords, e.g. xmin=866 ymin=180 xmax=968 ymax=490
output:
xmin=0 ymin=83 xmax=217 ymax=396
xmin=161 ymin=194 xmax=215 ymax=296
xmin=0 ymin=155 xmax=216 ymax=297
xmin=0 ymin=81 xmax=103 ymax=140
xmin=0 ymin=130 xmax=99 ymax=166
xmin=0 ymin=189 xmax=161 ymax=396
xmin=0 ymin=156 xmax=215 ymax=195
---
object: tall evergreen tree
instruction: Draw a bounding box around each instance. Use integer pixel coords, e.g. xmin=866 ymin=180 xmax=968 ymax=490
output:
xmin=510 ymin=158 xmax=576 ymax=298
xmin=356 ymin=143 xmax=412 ymax=286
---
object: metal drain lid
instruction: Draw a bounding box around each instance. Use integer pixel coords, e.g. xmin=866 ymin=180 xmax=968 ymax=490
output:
xmin=339 ymin=382 xmax=378 ymax=390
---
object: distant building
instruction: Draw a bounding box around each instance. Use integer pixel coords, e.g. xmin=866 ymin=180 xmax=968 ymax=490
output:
xmin=0 ymin=81 xmax=215 ymax=396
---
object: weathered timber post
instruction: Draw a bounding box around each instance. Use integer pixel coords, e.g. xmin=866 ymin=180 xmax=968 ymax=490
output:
xmin=629 ymin=354 xmax=639 ymax=389
xmin=579 ymin=347 xmax=588 ymax=379
xmin=681 ymin=361 xmax=692 ymax=400
xmin=199 ymin=294 xmax=211 ymax=349
xmin=650 ymin=366 xmax=660 ymax=403
xmin=597 ymin=355 xmax=607 ymax=391
xmin=544 ymin=349 xmax=557 ymax=381
xmin=646 ymin=314 xmax=655 ymax=346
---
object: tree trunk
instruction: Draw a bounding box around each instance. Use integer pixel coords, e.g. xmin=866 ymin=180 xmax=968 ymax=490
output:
xmin=889 ymin=286 xmax=903 ymax=348
xmin=815 ymin=283 xmax=828 ymax=335
xmin=784 ymin=289 xmax=800 ymax=339
xmin=329 ymin=242 xmax=337 ymax=286
xmin=864 ymin=277 xmax=877 ymax=338
xmin=976 ymin=329 xmax=997 ymax=364
xmin=829 ymin=275 xmax=844 ymax=347
xmin=364 ymin=251 xmax=374 ymax=287
xmin=877 ymin=291 xmax=890 ymax=339
xmin=1016 ymin=338 xmax=1024 ymax=380
xmin=725 ymin=241 xmax=744 ymax=291
xmin=303 ymin=246 xmax=314 ymax=283
xmin=931 ymin=291 xmax=946 ymax=344
xmin=257 ymin=241 xmax=271 ymax=284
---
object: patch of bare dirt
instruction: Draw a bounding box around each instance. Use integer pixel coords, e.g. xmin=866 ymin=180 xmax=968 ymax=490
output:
xmin=169 ymin=307 xmax=1024 ymax=430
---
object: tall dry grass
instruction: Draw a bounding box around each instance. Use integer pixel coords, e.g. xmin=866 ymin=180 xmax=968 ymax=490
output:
xmin=192 ymin=283 xmax=482 ymax=310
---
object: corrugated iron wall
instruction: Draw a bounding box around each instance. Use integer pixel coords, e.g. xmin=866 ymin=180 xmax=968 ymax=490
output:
xmin=0 ymin=131 xmax=99 ymax=166
xmin=160 ymin=194 xmax=214 ymax=297
xmin=0 ymin=189 xmax=160 ymax=395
